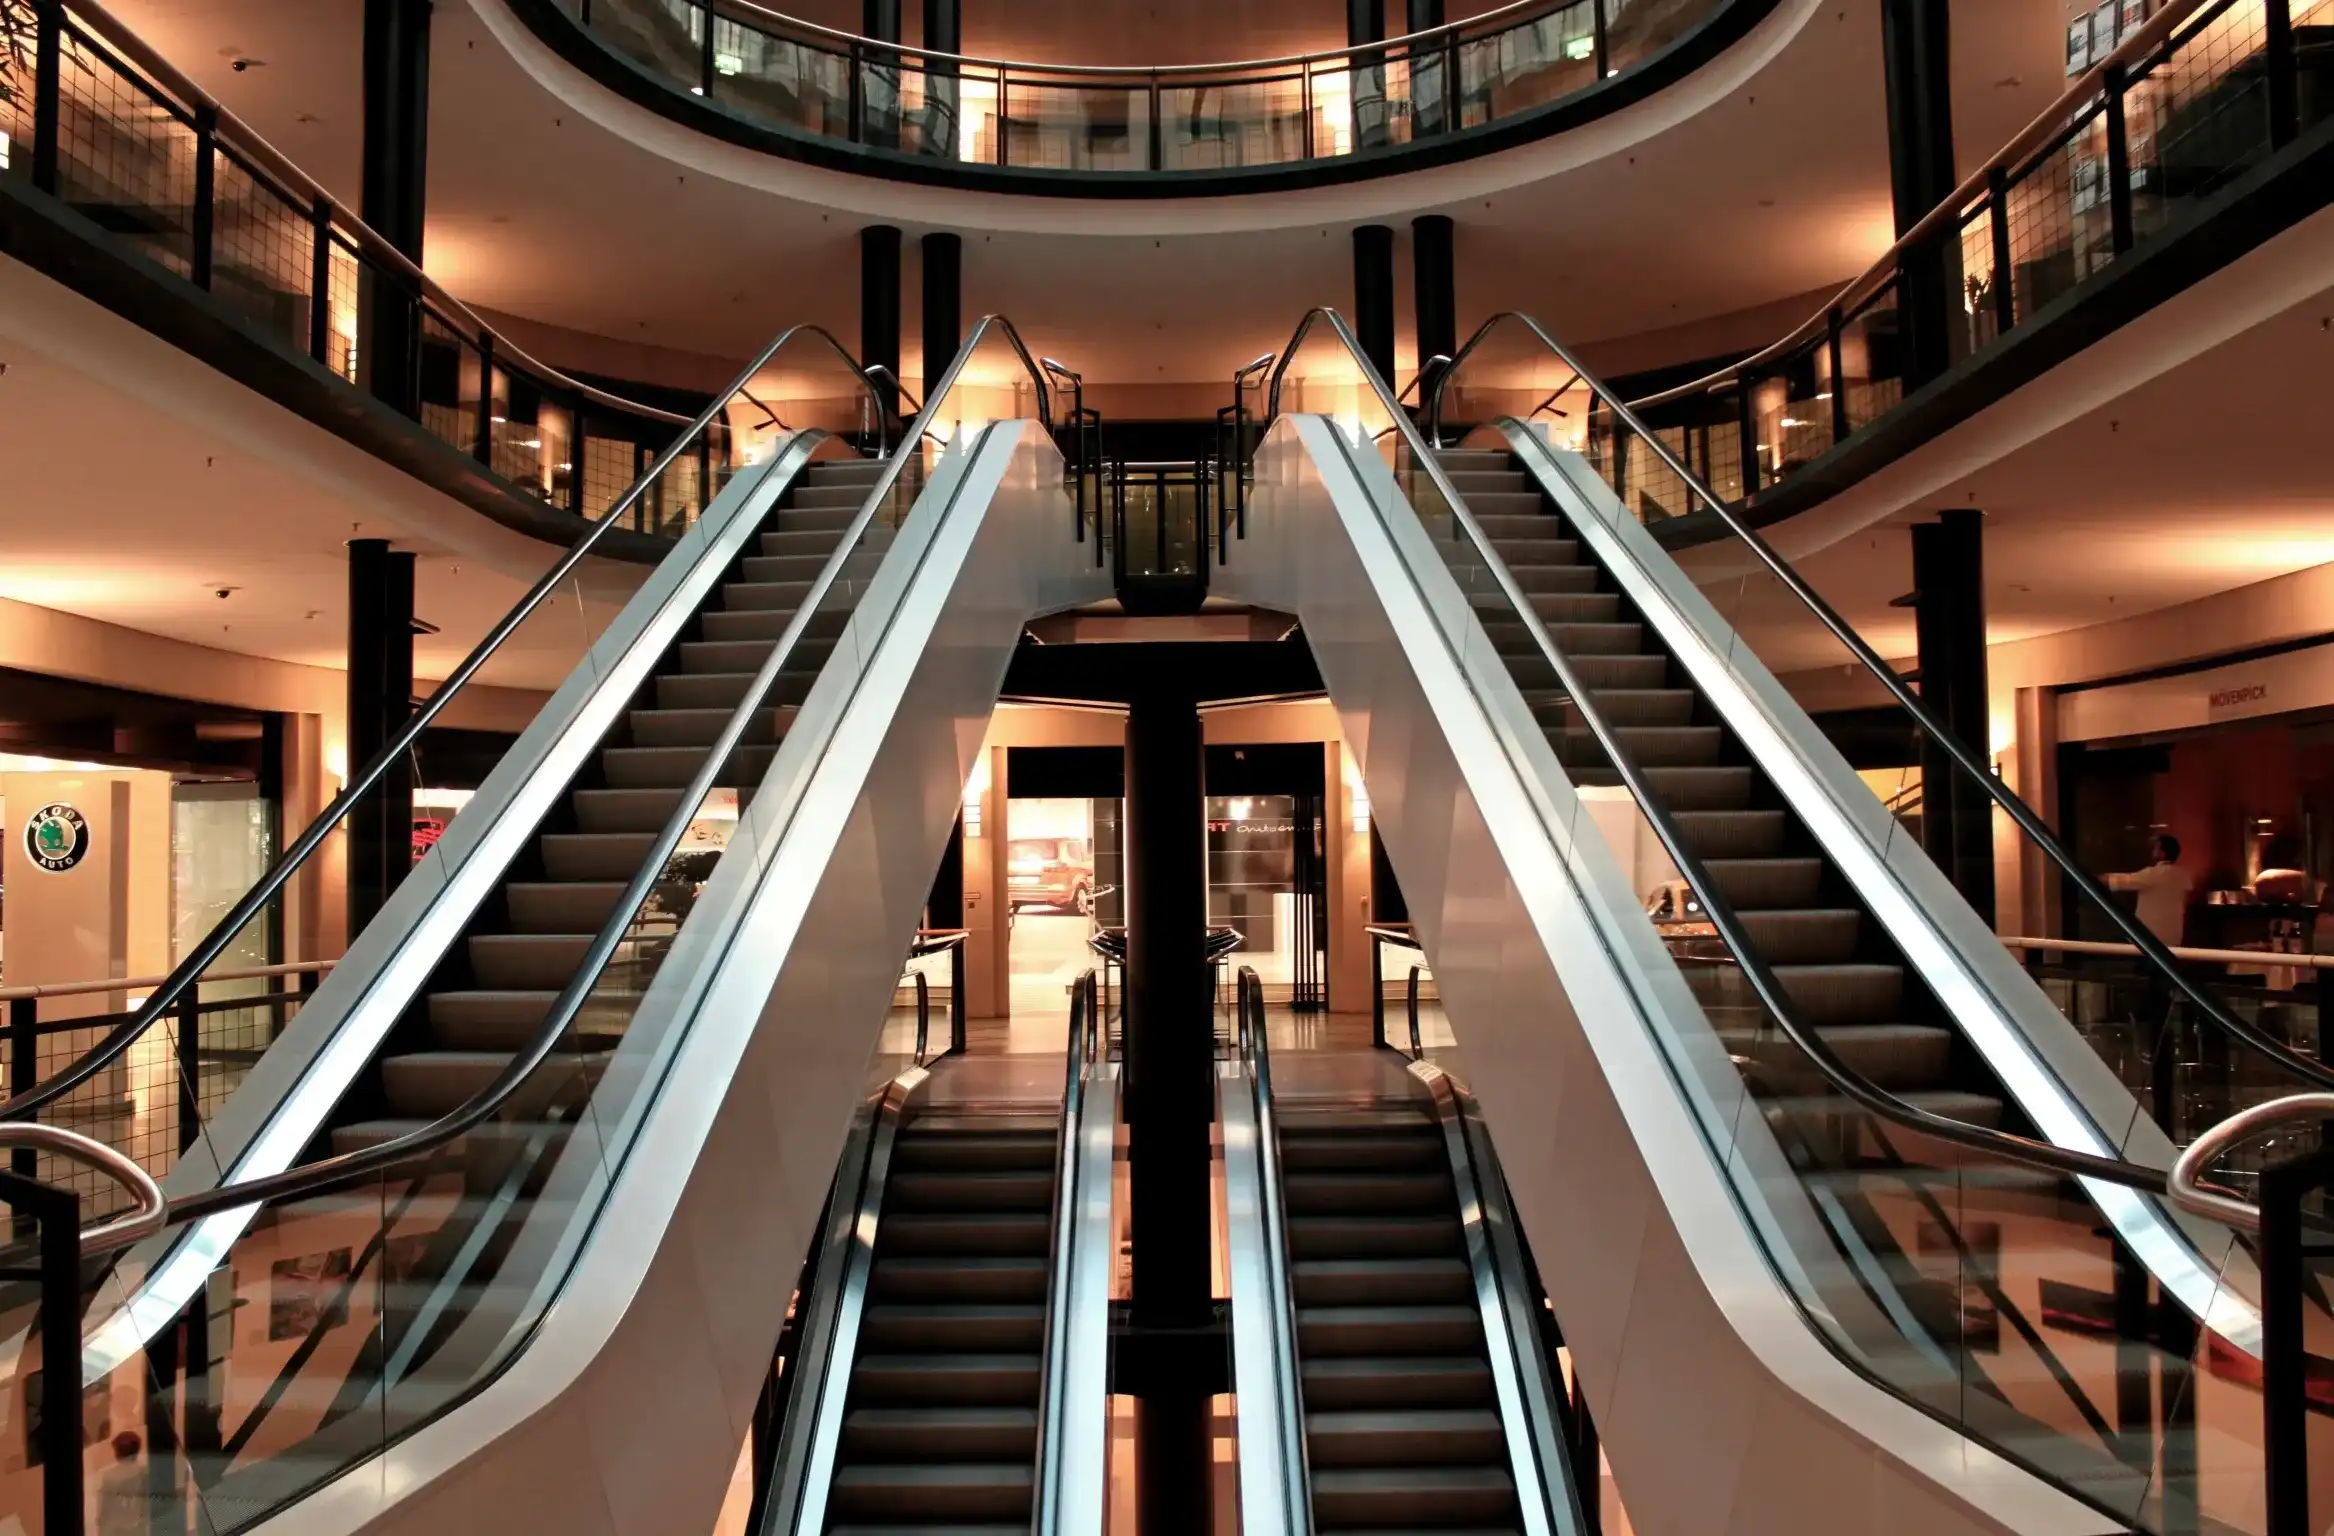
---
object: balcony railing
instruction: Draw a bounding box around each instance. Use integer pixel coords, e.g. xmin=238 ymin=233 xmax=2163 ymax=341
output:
xmin=1431 ymin=0 xmax=2334 ymax=523
xmin=0 ymin=0 xmax=837 ymax=537
xmin=549 ymin=0 xmax=1739 ymax=178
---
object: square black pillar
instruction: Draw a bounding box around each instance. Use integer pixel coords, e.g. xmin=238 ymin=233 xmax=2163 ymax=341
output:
xmin=1912 ymin=509 xmax=1994 ymax=922
xmin=1412 ymin=213 xmax=1456 ymax=400
xmin=1352 ymin=224 xmax=1397 ymax=391
xmin=922 ymin=0 xmax=960 ymax=157
xmin=921 ymin=231 xmax=962 ymax=399
xmin=346 ymin=539 xmax=416 ymax=942
xmin=861 ymin=225 xmax=903 ymax=422
xmin=360 ymin=0 xmax=431 ymax=417
xmin=1408 ymin=0 xmax=1450 ymax=136
xmin=1123 ymin=684 xmax=1213 ymax=1535
xmin=1881 ymin=0 xmax=1961 ymax=388
xmin=1350 ymin=0 xmax=1388 ymax=150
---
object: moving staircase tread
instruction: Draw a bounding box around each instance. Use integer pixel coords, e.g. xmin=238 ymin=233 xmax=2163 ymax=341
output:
xmin=859 ymin=1303 xmax=1045 ymax=1351
xmin=1283 ymin=1170 xmax=1452 ymax=1210
xmin=1293 ymin=1257 xmax=1474 ymax=1304
xmin=624 ymin=705 xmax=793 ymax=748
xmin=840 ymin=1405 xmax=1038 ymax=1459
xmin=870 ymin=1256 xmax=1050 ymax=1302
xmin=884 ymin=1168 xmax=1056 ymax=1208
xmin=1300 ymin=1355 xmax=1497 ymax=1406
xmin=1298 ymin=1304 xmax=1486 ymax=1355
xmin=1306 ymin=1407 xmax=1509 ymax=1464
xmin=1311 ymin=1463 xmax=1519 ymax=1523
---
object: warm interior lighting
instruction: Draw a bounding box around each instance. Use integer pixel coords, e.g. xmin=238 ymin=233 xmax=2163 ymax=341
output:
xmin=961 ymin=753 xmax=991 ymax=836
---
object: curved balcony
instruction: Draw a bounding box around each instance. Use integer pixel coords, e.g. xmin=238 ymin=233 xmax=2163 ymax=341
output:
xmin=511 ymin=0 xmax=1777 ymax=194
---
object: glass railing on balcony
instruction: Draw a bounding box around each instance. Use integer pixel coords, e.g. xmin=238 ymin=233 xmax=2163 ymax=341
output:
xmin=0 ymin=1 xmax=905 ymax=531
xmin=547 ymin=0 xmax=1746 ymax=176
xmin=1424 ymin=0 xmax=2334 ymax=520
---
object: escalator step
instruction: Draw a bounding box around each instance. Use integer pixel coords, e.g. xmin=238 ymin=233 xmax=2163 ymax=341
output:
xmin=1721 ymin=1022 xmax=1954 ymax=1091
xmin=1277 ymin=1133 xmax=1445 ymax=1172
xmin=891 ymin=1131 xmax=1060 ymax=1169
xmin=886 ymin=1169 xmax=1057 ymax=1209
xmin=876 ymin=1213 xmax=1052 ymax=1255
xmin=1694 ymin=962 xmax=1905 ymax=1027
xmin=1283 ymin=1172 xmax=1452 ymax=1213
xmin=1287 ymin=1215 xmax=1464 ymax=1259
xmin=467 ymin=933 xmax=590 ymax=990
xmin=570 ymin=786 xmax=689 ymax=833
xmin=538 ymin=832 xmax=655 ymax=881
xmin=1307 ymin=1408 xmax=1507 ymax=1466
xmin=1300 ymin=1356 xmax=1493 ymax=1408
xmin=1502 ymin=562 xmax=1600 ymax=595
xmin=828 ymin=1463 xmax=1033 ymax=1522
xmin=1701 ymin=855 xmax=1825 ymax=909
xmin=626 ymin=706 xmax=790 ymax=749
xmin=377 ymin=1049 xmax=602 ymax=1119
xmin=870 ymin=1257 xmax=1049 ymax=1302
xmin=1669 ymin=809 xmax=1787 ymax=859
xmin=1732 ymin=907 xmax=1862 ymax=964
xmin=1292 ymin=1258 xmax=1473 ymax=1305
xmin=1298 ymin=1305 xmax=1482 ymax=1356
xmin=1311 ymin=1464 xmax=1517 ymax=1525
xmin=860 ymin=1304 xmax=1045 ymax=1352
xmin=840 ymin=1406 xmax=1039 ymax=1460
xmin=598 ymin=744 xmax=775 ymax=790
xmin=427 ymin=990 xmax=556 ymax=1049
xmin=698 ymin=605 xmax=806 ymax=644
xmin=850 ymin=1354 xmax=1042 ymax=1406
xmin=503 ymin=881 xmax=625 ymax=933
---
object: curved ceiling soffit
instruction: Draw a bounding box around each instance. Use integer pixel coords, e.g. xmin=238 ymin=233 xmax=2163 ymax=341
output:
xmin=462 ymin=0 xmax=1827 ymax=238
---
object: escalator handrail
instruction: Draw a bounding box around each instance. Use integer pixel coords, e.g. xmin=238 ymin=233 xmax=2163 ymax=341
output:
xmin=142 ymin=319 xmax=1048 ymax=1225
xmin=1409 ymin=1063 xmax=1586 ymax=1536
xmin=1263 ymin=306 xmax=2176 ymax=1195
xmin=758 ymin=1070 xmax=923 ymax=1536
xmin=1421 ymin=307 xmax=2334 ymax=1096
xmin=1033 ymin=969 xmax=1104 ymax=1536
xmin=1237 ymin=967 xmax=1315 ymax=1536
xmin=2171 ymin=1092 xmax=2334 ymax=1233
xmin=1 ymin=322 xmax=894 ymax=1127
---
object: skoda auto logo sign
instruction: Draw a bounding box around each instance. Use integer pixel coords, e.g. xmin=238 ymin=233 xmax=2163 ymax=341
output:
xmin=24 ymin=803 xmax=89 ymax=873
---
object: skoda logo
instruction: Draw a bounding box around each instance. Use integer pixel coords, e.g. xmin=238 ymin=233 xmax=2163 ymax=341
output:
xmin=23 ymin=803 xmax=89 ymax=874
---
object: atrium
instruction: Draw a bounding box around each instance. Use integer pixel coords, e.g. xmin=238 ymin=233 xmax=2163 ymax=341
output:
xmin=0 ymin=0 xmax=2330 ymax=1532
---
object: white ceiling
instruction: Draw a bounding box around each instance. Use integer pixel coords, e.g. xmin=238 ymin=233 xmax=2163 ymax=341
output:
xmin=0 ymin=246 xmax=634 ymax=688
xmin=1707 ymin=258 xmax=2334 ymax=677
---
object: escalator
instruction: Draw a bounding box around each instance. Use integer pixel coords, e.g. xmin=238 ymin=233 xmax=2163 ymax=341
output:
xmin=1219 ymin=307 xmax=2334 ymax=1536
xmin=1420 ymin=444 xmax=1997 ymax=1132
xmin=342 ymin=452 xmax=887 ymax=1158
xmin=0 ymin=317 xmax=1114 ymax=1536
xmin=1225 ymin=972 xmax=1581 ymax=1536
xmin=762 ymin=976 xmax=1114 ymax=1536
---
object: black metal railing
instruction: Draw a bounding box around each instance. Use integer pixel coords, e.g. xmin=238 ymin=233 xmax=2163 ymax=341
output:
xmin=549 ymin=0 xmax=1743 ymax=177
xmin=1429 ymin=0 xmax=2334 ymax=519
xmin=0 ymin=1 xmax=907 ymax=531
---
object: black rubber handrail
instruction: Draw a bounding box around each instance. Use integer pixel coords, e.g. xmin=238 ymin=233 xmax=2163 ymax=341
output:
xmin=118 ymin=315 xmax=1062 ymax=1228
xmin=1267 ymin=306 xmax=2177 ymax=1194
xmin=1423 ymin=307 xmax=2334 ymax=1097
xmin=0 ymin=323 xmax=891 ymax=1126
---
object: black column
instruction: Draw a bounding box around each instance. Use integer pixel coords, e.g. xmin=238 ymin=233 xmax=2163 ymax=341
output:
xmin=1123 ymin=683 xmax=1213 ymax=1536
xmin=360 ymin=0 xmax=431 ymax=417
xmin=1350 ymin=0 xmax=1388 ymax=150
xmin=1408 ymin=0 xmax=1450 ymax=136
xmin=346 ymin=540 xmax=416 ymax=941
xmin=1912 ymin=509 xmax=1993 ymax=922
xmin=1881 ymin=0 xmax=1960 ymax=388
xmin=1352 ymin=225 xmax=1397 ymax=391
xmin=1412 ymin=213 xmax=1456 ymax=400
xmin=921 ymin=231 xmax=962 ymax=398
xmin=922 ymin=0 xmax=960 ymax=158
xmin=863 ymin=0 xmax=899 ymax=37
xmin=861 ymin=225 xmax=903 ymax=422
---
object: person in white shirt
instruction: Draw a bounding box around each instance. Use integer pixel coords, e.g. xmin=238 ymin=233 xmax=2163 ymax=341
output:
xmin=2106 ymin=834 xmax=2194 ymax=948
